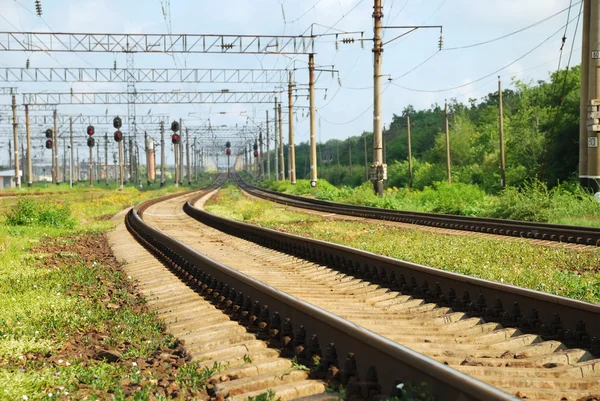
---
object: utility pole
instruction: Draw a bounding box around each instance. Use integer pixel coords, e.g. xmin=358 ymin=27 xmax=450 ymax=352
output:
xmin=407 ymin=115 xmax=413 ymax=188
xmin=372 ymin=0 xmax=384 ymax=195
xmin=259 ymin=125 xmax=264 ymax=180
xmin=498 ymin=76 xmax=506 ymax=189
xmin=118 ymin=136 xmax=123 ymax=191
xmin=587 ymin=0 xmax=600 ymax=189
xmin=174 ymin=138 xmax=179 ymax=188
xmin=193 ymin=138 xmax=198 ymax=181
xmin=274 ymin=98 xmax=278 ymax=180
xmin=25 ymin=105 xmax=32 ymax=186
xmin=580 ymin=0 xmax=591 ymax=187
xmin=11 ymin=95 xmax=21 ymax=189
xmin=63 ymin=139 xmax=67 ymax=183
xmin=309 ymin=53 xmax=318 ymax=187
xmin=21 ymin=142 xmax=26 ymax=185
xmin=288 ymin=71 xmax=296 ymax=184
xmin=105 ymin=133 xmax=109 ymax=186
xmin=179 ymin=118 xmax=183 ymax=185
xmin=89 ymin=138 xmax=94 ymax=187
xmin=348 ymin=138 xmax=353 ymax=177
xmin=364 ymin=134 xmax=368 ymax=182
xmin=69 ymin=118 xmax=74 ymax=187
xmin=444 ymin=101 xmax=452 ymax=184
xmin=266 ymin=110 xmax=270 ymax=179
xmin=53 ymin=110 xmax=58 ymax=185
xmin=8 ymin=140 xmax=11 ymax=170
xmin=96 ymin=138 xmax=100 ymax=183
xmin=278 ymin=102 xmax=285 ymax=181
xmin=129 ymin=138 xmax=134 ymax=186
xmin=76 ymin=147 xmax=80 ymax=183
xmin=186 ymin=128 xmax=191 ymax=185
xmin=160 ymin=122 xmax=165 ymax=187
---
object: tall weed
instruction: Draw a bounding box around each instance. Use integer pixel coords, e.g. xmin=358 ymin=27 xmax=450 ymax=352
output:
xmin=5 ymin=198 xmax=76 ymax=228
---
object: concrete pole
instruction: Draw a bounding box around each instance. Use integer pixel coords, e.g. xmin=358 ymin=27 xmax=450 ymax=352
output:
xmin=25 ymin=105 xmax=32 ymax=186
xmin=129 ymin=137 xmax=134 ymax=185
xmin=11 ymin=96 xmax=20 ymax=189
xmin=498 ymin=77 xmax=507 ymax=189
xmin=278 ymin=102 xmax=285 ymax=181
xmin=587 ymin=0 xmax=600 ymax=187
xmin=52 ymin=110 xmax=57 ymax=184
xmin=174 ymin=139 xmax=179 ymax=188
xmin=407 ymin=115 xmax=413 ymax=188
xmin=186 ymin=128 xmax=191 ymax=185
xmin=309 ymin=53 xmax=318 ymax=186
xmin=96 ymin=138 xmax=100 ymax=183
xmin=372 ymin=0 xmax=384 ymax=195
xmin=269 ymin=105 xmax=274 ymax=180
xmin=8 ymin=140 xmax=12 ymax=170
xmin=445 ymin=101 xmax=452 ymax=184
xmin=259 ymin=126 xmax=264 ymax=180
xmin=89 ymin=141 xmax=93 ymax=187
xmin=70 ymin=118 xmax=74 ymax=187
xmin=160 ymin=122 xmax=165 ymax=186
xmin=21 ymin=142 xmax=26 ymax=185
xmin=266 ymin=111 xmax=270 ymax=179
xmin=364 ymin=135 xmax=368 ymax=181
xmin=77 ymin=148 xmax=80 ymax=183
xmin=118 ymin=140 xmax=123 ymax=191
xmin=104 ymin=133 xmax=109 ymax=186
xmin=288 ymin=71 xmax=296 ymax=184
xmin=580 ymin=0 xmax=591 ymax=186
xmin=274 ymin=99 xmax=279 ymax=180
xmin=63 ymin=140 xmax=67 ymax=183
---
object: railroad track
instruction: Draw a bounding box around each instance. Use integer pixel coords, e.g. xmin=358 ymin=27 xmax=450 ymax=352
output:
xmin=125 ymin=187 xmax=515 ymax=400
xmin=236 ymin=175 xmax=600 ymax=247
xmin=122 ymin=185 xmax=600 ymax=400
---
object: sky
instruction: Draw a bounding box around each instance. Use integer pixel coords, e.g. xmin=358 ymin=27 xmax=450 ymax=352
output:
xmin=0 ymin=0 xmax=585 ymax=168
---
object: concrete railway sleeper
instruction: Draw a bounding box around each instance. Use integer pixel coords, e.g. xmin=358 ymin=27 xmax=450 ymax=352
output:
xmin=170 ymin=189 xmax=600 ymax=400
xmin=126 ymin=190 xmax=514 ymax=401
xmin=236 ymin=175 xmax=600 ymax=247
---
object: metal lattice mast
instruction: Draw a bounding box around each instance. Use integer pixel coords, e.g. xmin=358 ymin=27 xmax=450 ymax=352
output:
xmin=126 ymin=52 xmax=137 ymax=170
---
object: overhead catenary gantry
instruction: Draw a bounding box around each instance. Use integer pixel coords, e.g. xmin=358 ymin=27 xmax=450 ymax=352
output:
xmin=0 ymin=32 xmax=317 ymax=54
xmin=0 ymin=68 xmax=290 ymax=84
xmin=21 ymin=90 xmax=283 ymax=105
xmin=1 ymin=114 xmax=166 ymax=125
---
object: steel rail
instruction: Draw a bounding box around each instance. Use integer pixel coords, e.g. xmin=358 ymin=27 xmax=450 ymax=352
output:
xmin=237 ymin=176 xmax=600 ymax=246
xmin=125 ymin=190 xmax=515 ymax=400
xmin=184 ymin=189 xmax=600 ymax=355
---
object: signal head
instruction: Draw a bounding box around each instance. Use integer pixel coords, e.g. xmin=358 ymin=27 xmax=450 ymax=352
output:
xmin=113 ymin=116 xmax=122 ymax=129
xmin=225 ymin=141 xmax=231 ymax=148
xmin=45 ymin=128 xmax=53 ymax=138
xmin=45 ymin=139 xmax=53 ymax=149
xmin=171 ymin=121 xmax=180 ymax=133
xmin=87 ymin=137 xmax=95 ymax=147
xmin=87 ymin=125 xmax=95 ymax=136
xmin=253 ymin=150 xmax=258 ymax=157
xmin=171 ymin=133 xmax=181 ymax=144
xmin=114 ymin=130 xmax=123 ymax=142
xmin=226 ymin=148 xmax=231 ymax=155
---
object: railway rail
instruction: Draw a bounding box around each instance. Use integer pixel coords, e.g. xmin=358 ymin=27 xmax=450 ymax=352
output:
xmin=125 ymin=186 xmax=515 ymax=400
xmin=236 ymin=175 xmax=600 ymax=247
xmin=178 ymin=186 xmax=600 ymax=400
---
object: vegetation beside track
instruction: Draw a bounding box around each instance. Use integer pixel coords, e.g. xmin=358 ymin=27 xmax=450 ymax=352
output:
xmin=248 ymin=174 xmax=600 ymax=227
xmin=205 ymin=185 xmax=600 ymax=304
xmin=0 ymin=177 xmax=213 ymax=400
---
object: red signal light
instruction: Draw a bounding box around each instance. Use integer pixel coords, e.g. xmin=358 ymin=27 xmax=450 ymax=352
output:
xmin=253 ymin=151 xmax=258 ymax=157
xmin=226 ymin=148 xmax=231 ymax=155
xmin=114 ymin=130 xmax=123 ymax=142
xmin=171 ymin=134 xmax=180 ymax=144
xmin=45 ymin=139 xmax=53 ymax=149
xmin=87 ymin=125 xmax=95 ymax=136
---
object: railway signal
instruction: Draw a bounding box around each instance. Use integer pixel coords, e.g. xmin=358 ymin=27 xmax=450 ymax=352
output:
xmin=45 ymin=139 xmax=52 ymax=149
xmin=253 ymin=150 xmax=258 ymax=157
xmin=86 ymin=125 xmax=95 ymax=136
xmin=87 ymin=137 xmax=95 ymax=147
xmin=171 ymin=133 xmax=181 ymax=144
xmin=45 ymin=128 xmax=52 ymax=138
xmin=171 ymin=120 xmax=180 ymax=133
xmin=113 ymin=116 xmax=122 ymax=129
xmin=114 ymin=130 xmax=123 ymax=142
xmin=226 ymin=148 xmax=231 ymax=155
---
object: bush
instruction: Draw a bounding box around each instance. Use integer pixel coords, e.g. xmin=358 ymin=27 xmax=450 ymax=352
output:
xmin=487 ymin=181 xmax=553 ymax=222
xmin=5 ymin=198 xmax=76 ymax=228
xmin=417 ymin=181 xmax=488 ymax=216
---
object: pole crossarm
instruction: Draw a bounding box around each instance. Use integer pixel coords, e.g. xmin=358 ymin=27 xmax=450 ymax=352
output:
xmin=0 ymin=114 xmax=166 ymax=125
xmin=0 ymin=32 xmax=315 ymax=54
xmin=0 ymin=67 xmax=290 ymax=84
xmin=21 ymin=91 xmax=283 ymax=105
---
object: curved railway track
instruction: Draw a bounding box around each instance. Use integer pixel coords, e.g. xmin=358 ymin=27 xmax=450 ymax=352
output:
xmin=236 ymin=176 xmax=600 ymax=247
xmin=124 ymin=184 xmax=600 ymax=400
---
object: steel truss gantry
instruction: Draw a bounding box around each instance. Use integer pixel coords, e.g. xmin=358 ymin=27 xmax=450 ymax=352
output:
xmin=0 ymin=32 xmax=315 ymax=54
xmin=0 ymin=114 xmax=166 ymax=125
xmin=0 ymin=67 xmax=290 ymax=84
xmin=21 ymin=91 xmax=283 ymax=105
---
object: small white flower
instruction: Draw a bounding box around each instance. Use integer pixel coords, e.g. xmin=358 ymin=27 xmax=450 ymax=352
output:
xmin=57 ymin=359 xmax=63 ymax=364
xmin=396 ymin=383 xmax=404 ymax=390
xmin=65 ymin=362 xmax=71 ymax=366
xmin=132 ymin=362 xmax=137 ymax=367
xmin=63 ymin=392 xmax=69 ymax=396
xmin=22 ymin=395 xmax=28 ymax=400
xmin=48 ymin=393 xmax=53 ymax=398
xmin=18 ymin=355 xmax=24 ymax=359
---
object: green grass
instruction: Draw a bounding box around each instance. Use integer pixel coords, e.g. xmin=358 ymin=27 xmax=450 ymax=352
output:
xmin=253 ymin=175 xmax=600 ymax=228
xmin=0 ymin=175 xmax=214 ymax=400
xmin=206 ymin=186 xmax=600 ymax=304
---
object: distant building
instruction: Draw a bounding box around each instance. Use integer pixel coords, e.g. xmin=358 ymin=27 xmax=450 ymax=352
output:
xmin=0 ymin=170 xmax=23 ymax=189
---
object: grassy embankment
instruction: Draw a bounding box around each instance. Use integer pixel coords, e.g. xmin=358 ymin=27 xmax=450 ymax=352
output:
xmin=0 ymin=177 xmax=214 ymax=400
xmin=205 ymin=185 xmax=600 ymax=304
xmin=246 ymin=171 xmax=600 ymax=228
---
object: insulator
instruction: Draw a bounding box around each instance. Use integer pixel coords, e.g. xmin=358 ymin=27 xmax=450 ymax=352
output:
xmin=113 ymin=60 xmax=117 ymax=70
xmin=439 ymin=36 xmax=443 ymax=50
xmin=35 ymin=0 xmax=42 ymax=16
xmin=361 ymin=32 xmax=364 ymax=49
xmin=335 ymin=34 xmax=339 ymax=51
xmin=26 ymin=59 xmax=30 ymax=69
xmin=338 ymin=77 xmax=342 ymax=87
